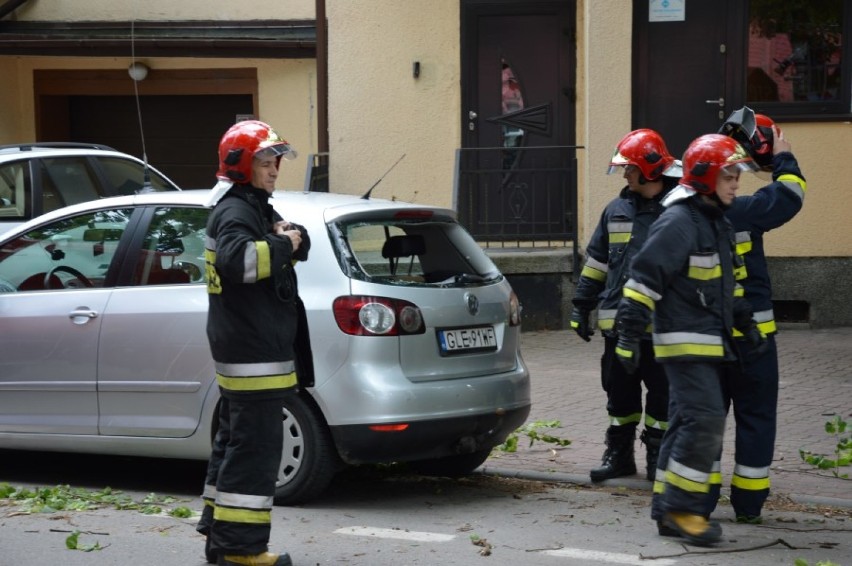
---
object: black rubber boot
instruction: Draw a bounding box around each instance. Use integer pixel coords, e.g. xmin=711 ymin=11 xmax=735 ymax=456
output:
xmin=640 ymin=428 xmax=664 ymax=482
xmin=590 ymin=426 xmax=636 ymax=482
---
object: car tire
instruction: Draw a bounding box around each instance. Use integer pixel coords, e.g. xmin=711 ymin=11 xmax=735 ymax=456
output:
xmin=408 ymin=448 xmax=493 ymax=477
xmin=274 ymin=391 xmax=341 ymax=505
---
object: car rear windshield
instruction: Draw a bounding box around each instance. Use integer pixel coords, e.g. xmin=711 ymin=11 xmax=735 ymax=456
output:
xmin=330 ymin=214 xmax=501 ymax=287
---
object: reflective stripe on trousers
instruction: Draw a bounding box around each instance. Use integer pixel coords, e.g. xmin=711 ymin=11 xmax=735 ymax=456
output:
xmin=199 ymin=395 xmax=285 ymax=556
xmin=653 ymin=361 xmax=726 ymax=518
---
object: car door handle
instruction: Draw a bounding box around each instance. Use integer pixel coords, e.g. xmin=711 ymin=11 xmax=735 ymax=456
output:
xmin=69 ymin=308 xmax=98 ymax=324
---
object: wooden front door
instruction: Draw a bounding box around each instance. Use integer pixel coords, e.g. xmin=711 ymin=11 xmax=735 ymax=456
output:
xmin=632 ymin=0 xmax=746 ymax=156
xmin=460 ymin=0 xmax=577 ymax=242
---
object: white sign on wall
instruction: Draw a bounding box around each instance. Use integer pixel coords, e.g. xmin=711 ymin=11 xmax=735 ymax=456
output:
xmin=649 ymin=0 xmax=685 ymax=22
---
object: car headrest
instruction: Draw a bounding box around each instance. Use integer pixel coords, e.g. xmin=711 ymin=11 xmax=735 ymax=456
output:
xmin=381 ymin=234 xmax=425 ymax=259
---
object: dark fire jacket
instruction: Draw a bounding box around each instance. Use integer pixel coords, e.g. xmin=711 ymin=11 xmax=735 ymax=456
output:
xmin=726 ymin=151 xmax=806 ymax=336
xmin=204 ymin=185 xmax=310 ymax=399
xmin=572 ymin=178 xmax=677 ymax=332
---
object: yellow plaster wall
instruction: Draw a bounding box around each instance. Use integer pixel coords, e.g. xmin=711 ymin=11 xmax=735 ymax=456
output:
xmin=0 ymin=56 xmax=316 ymax=190
xmin=325 ymin=0 xmax=460 ymax=206
xmin=7 ymin=0 xmax=314 ymax=21
xmin=736 ymin=121 xmax=851 ymax=257
xmin=579 ymin=0 xmax=633 ymax=250
xmin=575 ymin=2 xmax=850 ymax=259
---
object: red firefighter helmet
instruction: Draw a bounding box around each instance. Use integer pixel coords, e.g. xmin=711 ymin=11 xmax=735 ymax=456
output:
xmin=749 ymin=113 xmax=778 ymax=169
xmin=680 ymin=134 xmax=758 ymax=195
xmin=607 ymin=129 xmax=676 ymax=181
xmin=718 ymin=107 xmax=779 ymax=170
xmin=216 ymin=120 xmax=297 ymax=183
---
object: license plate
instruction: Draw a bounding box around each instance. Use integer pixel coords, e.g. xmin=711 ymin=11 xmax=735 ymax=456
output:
xmin=438 ymin=326 xmax=497 ymax=355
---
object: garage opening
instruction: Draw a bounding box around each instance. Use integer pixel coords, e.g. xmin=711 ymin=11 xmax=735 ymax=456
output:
xmin=34 ymin=68 xmax=258 ymax=189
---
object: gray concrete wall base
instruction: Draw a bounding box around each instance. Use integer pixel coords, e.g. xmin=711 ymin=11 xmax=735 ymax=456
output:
xmin=768 ymin=257 xmax=852 ymax=327
xmin=487 ymin=249 xmax=575 ymax=331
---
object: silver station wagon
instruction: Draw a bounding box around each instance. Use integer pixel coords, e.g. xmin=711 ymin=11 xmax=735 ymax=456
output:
xmin=0 ymin=189 xmax=531 ymax=504
xmin=0 ymin=142 xmax=180 ymax=233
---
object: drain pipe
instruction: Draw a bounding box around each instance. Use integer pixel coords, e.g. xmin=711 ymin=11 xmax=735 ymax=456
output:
xmin=316 ymin=0 xmax=328 ymax=154
xmin=0 ymin=0 xmax=30 ymax=20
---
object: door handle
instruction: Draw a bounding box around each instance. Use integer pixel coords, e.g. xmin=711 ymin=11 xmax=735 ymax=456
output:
xmin=468 ymin=110 xmax=477 ymax=131
xmin=705 ymin=97 xmax=725 ymax=107
xmin=69 ymin=308 xmax=98 ymax=325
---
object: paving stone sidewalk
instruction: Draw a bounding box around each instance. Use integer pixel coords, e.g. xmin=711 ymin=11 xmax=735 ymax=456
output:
xmin=481 ymin=326 xmax=852 ymax=508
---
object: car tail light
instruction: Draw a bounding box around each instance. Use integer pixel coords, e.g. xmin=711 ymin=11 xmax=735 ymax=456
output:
xmin=333 ymin=296 xmax=425 ymax=336
xmin=393 ymin=210 xmax=434 ymax=220
xmin=509 ymin=291 xmax=521 ymax=326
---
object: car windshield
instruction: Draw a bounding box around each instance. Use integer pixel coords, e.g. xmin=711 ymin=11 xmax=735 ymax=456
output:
xmin=98 ymin=157 xmax=178 ymax=194
xmin=331 ymin=215 xmax=501 ymax=287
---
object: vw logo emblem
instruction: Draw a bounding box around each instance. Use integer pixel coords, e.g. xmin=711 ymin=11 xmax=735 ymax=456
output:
xmin=465 ymin=292 xmax=479 ymax=316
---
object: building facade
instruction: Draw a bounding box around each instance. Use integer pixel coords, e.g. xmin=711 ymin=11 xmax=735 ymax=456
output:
xmin=1 ymin=0 xmax=849 ymax=327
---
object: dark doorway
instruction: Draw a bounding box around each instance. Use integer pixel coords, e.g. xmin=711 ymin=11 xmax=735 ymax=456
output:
xmin=632 ymin=0 xmax=746 ymax=156
xmin=69 ymin=95 xmax=253 ymax=189
xmin=459 ymin=0 xmax=577 ymax=242
xmin=34 ymin=69 xmax=258 ymax=190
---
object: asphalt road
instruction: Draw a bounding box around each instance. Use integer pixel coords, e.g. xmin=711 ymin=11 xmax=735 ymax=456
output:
xmin=1 ymin=452 xmax=850 ymax=566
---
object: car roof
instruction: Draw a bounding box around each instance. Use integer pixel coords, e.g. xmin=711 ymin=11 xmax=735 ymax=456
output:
xmin=0 ymin=143 xmax=135 ymax=160
xmin=0 ymin=188 xmax=458 ymax=240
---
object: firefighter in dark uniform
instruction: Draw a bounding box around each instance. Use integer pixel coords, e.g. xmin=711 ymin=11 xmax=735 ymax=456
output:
xmin=570 ymin=129 xmax=680 ymax=482
xmin=614 ymin=134 xmax=766 ymax=546
xmin=700 ymin=108 xmax=807 ymax=523
xmin=196 ymin=120 xmax=309 ymax=566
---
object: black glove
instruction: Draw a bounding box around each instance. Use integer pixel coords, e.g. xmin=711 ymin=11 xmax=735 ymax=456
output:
xmin=615 ymin=299 xmax=650 ymax=375
xmin=570 ymin=308 xmax=594 ymax=342
xmin=740 ymin=322 xmax=770 ymax=360
xmin=615 ymin=333 xmax=641 ymax=374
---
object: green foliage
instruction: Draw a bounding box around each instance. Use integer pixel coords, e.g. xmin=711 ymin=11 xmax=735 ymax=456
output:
xmin=794 ymin=559 xmax=840 ymax=566
xmin=0 ymin=482 xmax=199 ymax=517
xmin=65 ymin=530 xmax=104 ymax=552
xmin=170 ymin=506 xmax=194 ymax=518
xmin=494 ymin=419 xmax=571 ymax=453
xmin=799 ymin=415 xmax=852 ymax=479
xmin=749 ymin=0 xmax=842 ymax=38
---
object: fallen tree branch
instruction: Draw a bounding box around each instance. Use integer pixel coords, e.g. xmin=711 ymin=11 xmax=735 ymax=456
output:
xmin=639 ymin=538 xmax=803 ymax=560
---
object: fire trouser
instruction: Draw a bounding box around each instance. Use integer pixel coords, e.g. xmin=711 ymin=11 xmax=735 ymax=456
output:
xmin=650 ymin=361 xmax=727 ymax=520
xmin=702 ymin=336 xmax=778 ymax=518
xmin=196 ymin=394 xmax=285 ymax=555
xmin=600 ymin=335 xmax=669 ymax=431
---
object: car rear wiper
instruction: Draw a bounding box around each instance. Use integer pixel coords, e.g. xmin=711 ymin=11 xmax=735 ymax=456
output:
xmin=437 ymin=272 xmax=486 ymax=287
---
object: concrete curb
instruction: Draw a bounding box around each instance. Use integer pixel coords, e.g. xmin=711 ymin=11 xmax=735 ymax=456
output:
xmin=477 ymin=466 xmax=852 ymax=510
